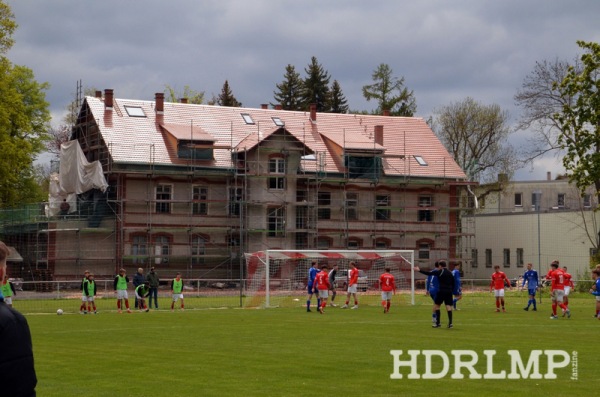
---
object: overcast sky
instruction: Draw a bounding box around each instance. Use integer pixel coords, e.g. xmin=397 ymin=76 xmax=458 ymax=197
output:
xmin=6 ymin=0 xmax=600 ymax=180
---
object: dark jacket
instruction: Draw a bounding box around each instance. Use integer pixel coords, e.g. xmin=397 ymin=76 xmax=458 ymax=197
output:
xmin=0 ymin=300 xmax=37 ymax=396
xmin=419 ymin=267 xmax=455 ymax=293
xmin=146 ymin=271 xmax=160 ymax=288
xmin=133 ymin=272 xmax=145 ymax=288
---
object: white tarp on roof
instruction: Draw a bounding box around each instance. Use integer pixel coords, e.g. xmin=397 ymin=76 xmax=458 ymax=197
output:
xmin=59 ymin=140 xmax=108 ymax=194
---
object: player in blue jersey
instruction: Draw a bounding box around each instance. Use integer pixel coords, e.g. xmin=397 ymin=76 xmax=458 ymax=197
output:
xmin=452 ymin=263 xmax=462 ymax=310
xmin=522 ymin=263 xmax=539 ymax=311
xmin=426 ymin=261 xmax=441 ymax=324
xmin=306 ymin=261 xmax=320 ymax=312
xmin=590 ymin=269 xmax=600 ymax=319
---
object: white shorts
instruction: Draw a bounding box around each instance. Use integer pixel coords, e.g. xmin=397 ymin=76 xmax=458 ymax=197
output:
xmin=135 ymin=292 xmax=146 ymax=300
xmin=85 ymin=296 xmax=95 ymax=302
xmin=596 ymin=296 xmax=600 ymax=302
xmin=172 ymin=293 xmax=184 ymax=302
xmin=494 ymin=289 xmax=505 ymax=298
xmin=552 ymin=289 xmax=565 ymax=303
xmin=4 ymin=297 xmax=12 ymax=305
xmin=116 ymin=290 xmax=128 ymax=300
xmin=81 ymin=294 xmax=87 ymax=302
xmin=564 ymin=286 xmax=571 ymax=296
xmin=347 ymin=285 xmax=358 ymax=294
xmin=318 ymin=289 xmax=329 ymax=299
xmin=381 ymin=291 xmax=393 ymax=300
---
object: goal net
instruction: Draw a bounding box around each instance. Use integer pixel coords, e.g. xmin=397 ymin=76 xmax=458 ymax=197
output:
xmin=243 ymin=249 xmax=415 ymax=308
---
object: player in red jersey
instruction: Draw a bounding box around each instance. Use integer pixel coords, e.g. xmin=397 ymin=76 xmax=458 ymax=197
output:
xmin=379 ymin=267 xmax=396 ymax=313
xmin=490 ymin=265 xmax=512 ymax=312
xmin=546 ymin=261 xmax=570 ymax=319
xmin=342 ymin=261 xmax=360 ymax=309
xmin=562 ymin=266 xmax=574 ymax=308
xmin=314 ymin=265 xmax=331 ymax=314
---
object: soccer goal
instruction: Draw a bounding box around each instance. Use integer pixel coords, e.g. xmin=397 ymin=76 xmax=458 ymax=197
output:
xmin=243 ymin=249 xmax=415 ymax=308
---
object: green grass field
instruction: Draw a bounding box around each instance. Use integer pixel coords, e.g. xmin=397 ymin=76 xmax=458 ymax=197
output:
xmin=26 ymin=292 xmax=596 ymax=396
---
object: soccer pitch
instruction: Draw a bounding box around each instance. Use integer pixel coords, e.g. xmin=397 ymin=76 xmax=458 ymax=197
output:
xmin=28 ymin=293 xmax=595 ymax=396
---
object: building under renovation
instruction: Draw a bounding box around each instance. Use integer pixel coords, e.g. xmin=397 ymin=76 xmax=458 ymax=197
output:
xmin=1 ymin=89 xmax=474 ymax=281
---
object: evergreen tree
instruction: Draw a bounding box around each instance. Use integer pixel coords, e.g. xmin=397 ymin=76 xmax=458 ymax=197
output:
xmin=362 ymin=63 xmax=416 ymax=116
xmin=329 ymin=80 xmax=348 ymax=113
xmin=217 ymin=80 xmax=242 ymax=107
xmin=273 ymin=64 xmax=303 ymax=110
xmin=301 ymin=56 xmax=331 ymax=111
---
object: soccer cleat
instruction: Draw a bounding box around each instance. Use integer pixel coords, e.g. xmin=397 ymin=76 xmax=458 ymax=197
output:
xmin=523 ymin=307 xmax=529 ymax=311
xmin=126 ymin=309 xmax=132 ymax=313
xmin=432 ymin=324 xmax=441 ymax=328
xmin=447 ymin=324 xmax=453 ymax=329
xmin=145 ymin=309 xmax=150 ymax=313
xmin=341 ymin=304 xmax=349 ymax=309
xmin=351 ymin=305 xmax=359 ymax=309
xmin=94 ymin=311 xmax=97 ymax=314
xmin=117 ymin=309 xmax=122 ymax=314
xmin=495 ymin=308 xmax=500 ymax=312
xmin=550 ymin=315 xmax=558 ymax=319
xmin=566 ymin=310 xmax=571 ymax=319
xmin=502 ymin=308 xmax=506 ymax=312
xmin=329 ymin=303 xmax=337 ymax=307
xmin=307 ymin=308 xmax=312 ymax=312
xmin=532 ymin=308 xmax=537 ymax=311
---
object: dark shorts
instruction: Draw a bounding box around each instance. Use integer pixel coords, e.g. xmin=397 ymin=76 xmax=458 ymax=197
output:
xmin=528 ymin=288 xmax=537 ymax=296
xmin=429 ymin=289 xmax=438 ymax=302
xmin=434 ymin=291 xmax=453 ymax=307
xmin=307 ymin=284 xmax=316 ymax=294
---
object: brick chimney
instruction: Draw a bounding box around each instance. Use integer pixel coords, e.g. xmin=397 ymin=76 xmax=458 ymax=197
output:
xmin=275 ymin=104 xmax=283 ymax=110
xmin=179 ymin=97 xmax=188 ymax=104
xmin=155 ymin=93 xmax=164 ymax=114
xmin=547 ymin=171 xmax=551 ymax=181
xmin=310 ymin=103 xmax=317 ymax=123
xmin=260 ymin=104 xmax=268 ymax=109
xmin=374 ymin=125 xmax=384 ymax=146
xmin=383 ymin=109 xmax=390 ymax=117
xmin=95 ymin=90 xmax=102 ymax=98
xmin=104 ymin=89 xmax=113 ymax=110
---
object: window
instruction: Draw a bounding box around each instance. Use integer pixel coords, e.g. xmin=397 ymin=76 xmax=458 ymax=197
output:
xmin=241 ymin=113 xmax=254 ymax=124
xmin=317 ymin=192 xmax=331 ymax=220
xmin=268 ymin=157 xmax=285 ymax=190
xmin=375 ymin=195 xmax=390 ymax=220
xmin=295 ymin=233 xmax=308 ymax=249
xmin=296 ymin=206 xmax=309 ymax=229
xmin=267 ymin=207 xmax=285 ymax=237
xmin=503 ymin=248 xmax=510 ymax=267
xmin=347 ymin=238 xmax=360 ymax=250
xmin=418 ymin=195 xmax=433 ymax=222
xmin=296 ymin=190 xmax=308 ymax=202
xmin=531 ymin=192 xmax=540 ymax=209
xmin=375 ymin=238 xmax=391 ymax=249
xmin=132 ymin=235 xmax=148 ymax=265
xmin=414 ymin=155 xmax=428 ymax=166
xmin=514 ymin=193 xmax=522 ymax=207
xmin=345 ymin=155 xmax=381 ymax=179
xmin=178 ymin=140 xmax=214 ymax=160
xmin=191 ymin=235 xmax=208 ymax=265
xmin=418 ymin=242 xmax=430 ymax=260
xmin=156 ymin=184 xmax=172 ymax=213
xmin=471 ymin=248 xmax=478 ymax=268
xmin=124 ymin=106 xmax=146 ymax=117
xmin=557 ymin=193 xmax=565 ymax=208
xmin=346 ymin=192 xmax=358 ymax=220
xmin=584 ymin=194 xmax=592 ymax=208
xmin=516 ymin=248 xmax=524 ymax=268
xmin=154 ymin=236 xmax=170 ymax=265
xmin=317 ymin=236 xmax=331 ymax=250
xmin=272 ymin=117 xmax=284 ymax=127
xmin=485 ymin=249 xmax=492 ymax=268
xmin=229 ymin=187 xmax=243 ymax=216
xmin=192 ymin=186 xmax=208 ymax=215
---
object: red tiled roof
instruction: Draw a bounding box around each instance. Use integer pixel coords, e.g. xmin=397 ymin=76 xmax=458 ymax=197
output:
xmin=85 ymin=95 xmax=467 ymax=180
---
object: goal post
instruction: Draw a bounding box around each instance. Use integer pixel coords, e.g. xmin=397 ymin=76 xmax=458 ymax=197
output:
xmin=243 ymin=249 xmax=415 ymax=308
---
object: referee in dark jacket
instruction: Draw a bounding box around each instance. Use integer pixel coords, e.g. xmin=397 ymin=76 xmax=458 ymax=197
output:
xmin=415 ymin=260 xmax=455 ymax=328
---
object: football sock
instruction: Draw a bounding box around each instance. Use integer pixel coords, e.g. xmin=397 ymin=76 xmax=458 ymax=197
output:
xmin=435 ymin=309 xmax=441 ymax=324
xmin=448 ymin=310 xmax=453 ymax=324
xmin=306 ymin=300 xmax=310 ymax=309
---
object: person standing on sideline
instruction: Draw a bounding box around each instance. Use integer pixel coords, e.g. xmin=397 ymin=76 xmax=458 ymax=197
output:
xmin=0 ymin=241 xmax=37 ymax=396
xmin=451 ymin=263 xmax=462 ymax=310
xmin=414 ymin=260 xmax=455 ymax=328
xmin=589 ymin=269 xmax=600 ymax=319
xmin=546 ymin=261 xmax=570 ymax=319
xmin=114 ymin=268 xmax=131 ymax=313
xmin=379 ymin=267 xmax=396 ymax=313
xmin=522 ymin=263 xmax=539 ymax=311
xmin=328 ymin=264 xmax=338 ymax=307
xmin=342 ymin=261 xmax=360 ymax=309
xmin=171 ymin=272 xmax=185 ymax=311
xmin=146 ymin=266 xmax=160 ymax=309
xmin=79 ymin=270 xmax=90 ymax=314
xmin=426 ymin=261 xmax=441 ymax=324
xmin=133 ymin=267 xmax=145 ymax=309
xmin=314 ymin=265 xmax=331 ymax=314
xmin=306 ymin=261 xmax=320 ymax=312
xmin=135 ymin=281 xmax=151 ymax=312
xmin=562 ymin=266 xmax=574 ymax=308
xmin=1 ymin=274 xmax=16 ymax=307
xmin=490 ymin=265 xmax=512 ymax=312
xmin=83 ymin=273 xmax=97 ymax=314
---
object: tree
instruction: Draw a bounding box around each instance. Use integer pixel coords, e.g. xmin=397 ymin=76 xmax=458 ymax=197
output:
xmin=300 ymin=56 xmax=331 ymax=111
xmin=217 ymin=80 xmax=242 ymax=107
xmin=557 ymin=41 xmax=600 ymax=196
xmin=0 ymin=3 xmax=51 ymax=207
xmin=273 ymin=64 xmax=303 ymax=111
xmin=362 ymin=63 xmax=416 ymax=116
xmin=329 ymin=80 xmax=348 ymax=114
xmin=432 ymin=97 xmax=516 ymax=185
xmin=164 ymin=84 xmax=205 ymax=104
xmin=514 ymin=58 xmax=581 ymax=163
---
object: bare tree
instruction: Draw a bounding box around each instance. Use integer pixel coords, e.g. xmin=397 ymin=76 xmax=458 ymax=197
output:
xmin=45 ymin=124 xmax=71 ymax=156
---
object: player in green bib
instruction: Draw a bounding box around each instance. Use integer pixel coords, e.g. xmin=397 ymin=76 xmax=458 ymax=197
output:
xmin=79 ymin=270 xmax=90 ymax=314
xmin=113 ymin=268 xmax=131 ymax=313
xmin=135 ymin=281 xmax=151 ymax=312
xmin=170 ymin=272 xmax=184 ymax=311
xmin=1 ymin=274 xmax=16 ymax=307
xmin=83 ymin=273 xmax=97 ymax=314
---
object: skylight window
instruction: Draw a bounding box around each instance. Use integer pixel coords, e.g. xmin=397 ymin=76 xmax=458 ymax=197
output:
xmin=241 ymin=113 xmax=255 ymax=125
xmin=124 ymin=106 xmax=146 ymax=117
xmin=272 ymin=117 xmax=284 ymax=127
xmin=414 ymin=155 xmax=428 ymax=166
